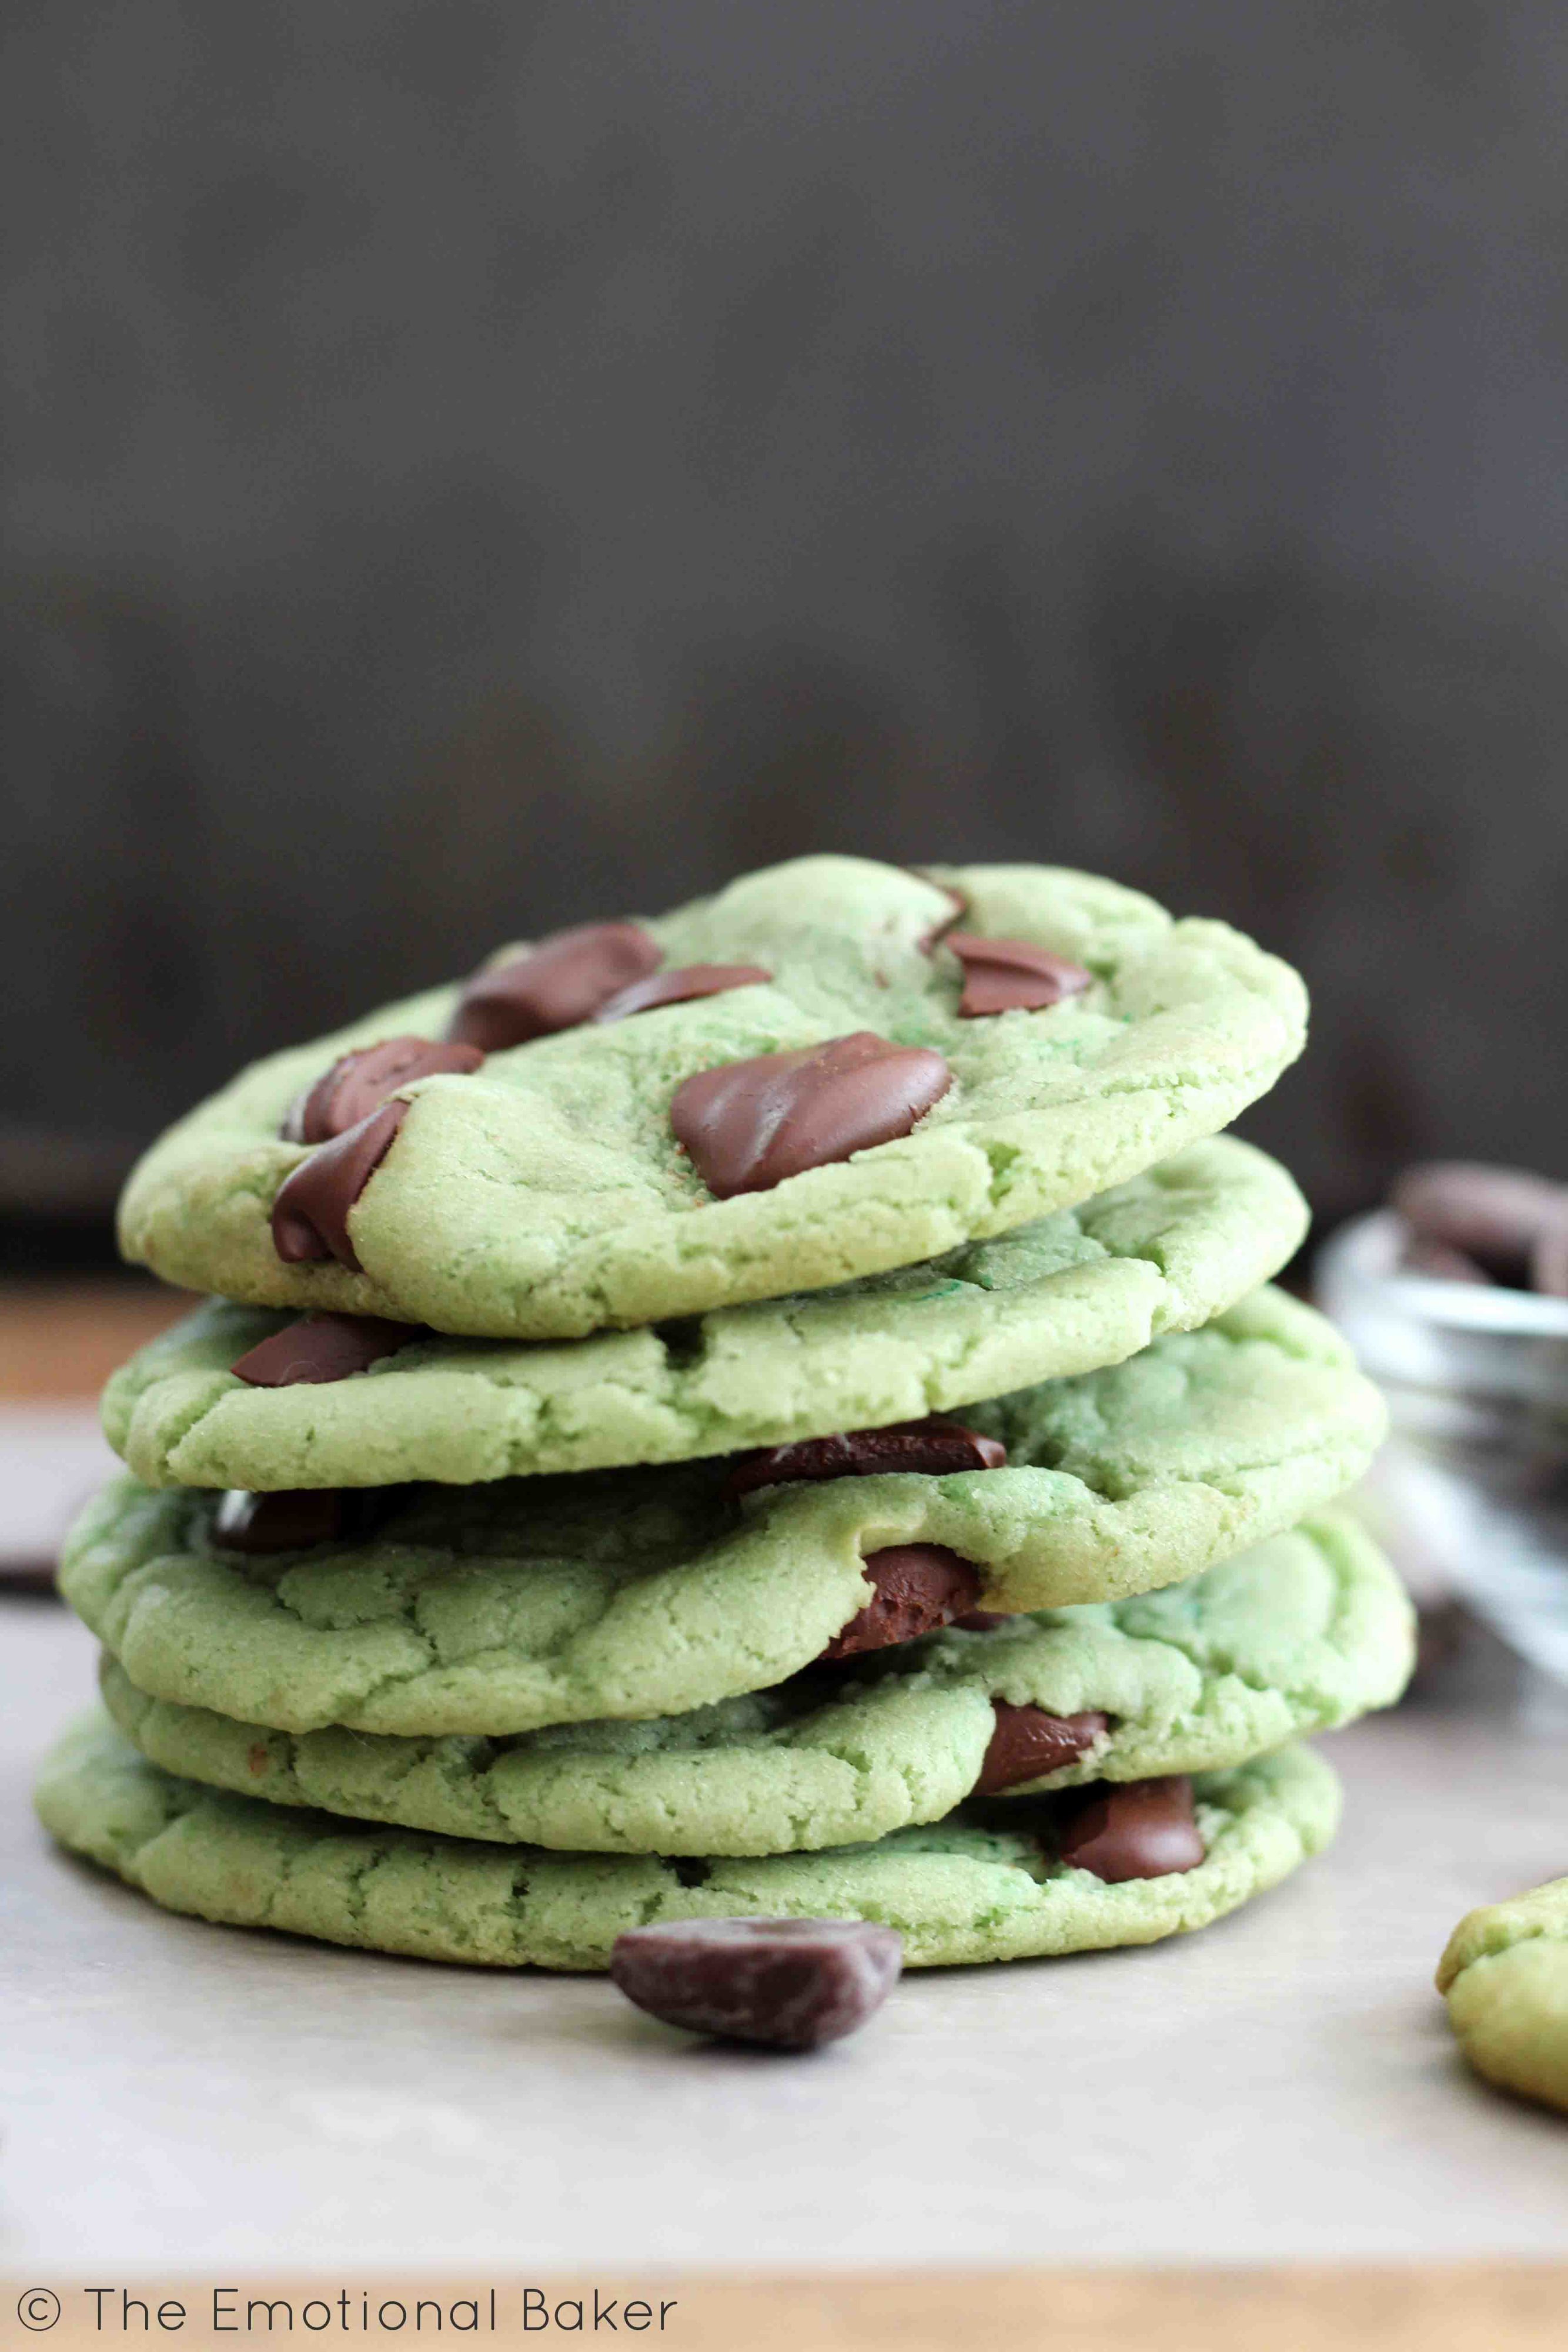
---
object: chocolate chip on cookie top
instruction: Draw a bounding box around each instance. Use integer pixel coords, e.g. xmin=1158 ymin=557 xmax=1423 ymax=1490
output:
xmin=594 ymin=963 xmax=773 ymax=1023
xmin=975 ymin=1703 xmax=1110 ymax=1794
xmin=282 ymin=1038 xmax=484 ymax=1144
xmin=270 ymin=1100 xmax=408 ymax=1269
xmin=820 ymin=1543 xmax=983 ymax=1659
xmin=671 ymin=1031 xmax=951 ymax=1198
xmin=730 ymin=1415 xmax=1006 ymax=1495
xmin=610 ymin=1917 xmax=903 ymax=2049
xmin=230 ymin=1312 xmax=420 ymax=1385
xmin=447 ymin=921 xmax=662 ymax=1049
xmin=212 ymin=1489 xmax=355 ymax=1554
xmin=1057 ymin=1775 xmax=1204 ymax=1881
xmin=943 ymin=933 xmax=1094 ymax=1018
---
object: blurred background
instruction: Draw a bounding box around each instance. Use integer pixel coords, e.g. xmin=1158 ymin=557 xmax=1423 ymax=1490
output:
xmin=4 ymin=0 xmax=1567 ymax=1272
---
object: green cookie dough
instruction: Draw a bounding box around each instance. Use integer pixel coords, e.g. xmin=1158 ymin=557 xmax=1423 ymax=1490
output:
xmin=36 ymin=1715 xmax=1339 ymax=1970
xmin=1438 ymin=1879 xmax=1568 ymax=2115
xmin=104 ymin=1138 xmax=1307 ymax=1490
xmin=117 ymin=858 xmax=1307 ymax=1339
xmin=63 ymin=1288 xmax=1386 ymax=1738
xmin=98 ymin=1511 xmax=1410 ymax=1855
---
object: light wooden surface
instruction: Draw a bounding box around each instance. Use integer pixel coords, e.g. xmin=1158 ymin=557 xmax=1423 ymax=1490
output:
xmin=10 ymin=2266 xmax=1568 ymax=2350
xmin=0 ymin=1280 xmax=185 ymax=1399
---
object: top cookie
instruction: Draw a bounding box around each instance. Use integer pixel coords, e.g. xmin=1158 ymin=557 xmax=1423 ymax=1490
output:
xmin=118 ymin=858 xmax=1308 ymax=1338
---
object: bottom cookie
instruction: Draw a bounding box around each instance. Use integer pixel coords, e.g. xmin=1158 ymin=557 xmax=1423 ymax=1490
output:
xmin=38 ymin=1714 xmax=1339 ymax=1970
xmin=1437 ymin=1879 xmax=1568 ymax=2115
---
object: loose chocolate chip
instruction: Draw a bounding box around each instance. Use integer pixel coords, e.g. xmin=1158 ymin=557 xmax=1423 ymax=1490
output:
xmin=230 ymin=1312 xmax=419 ymax=1386
xmin=1399 ymin=1237 xmax=1492 ymax=1284
xmin=821 ymin=1544 xmax=983 ymax=1659
xmin=1057 ymin=1775 xmax=1205 ymax=1882
xmin=671 ymin=1031 xmax=951 ymax=1198
xmin=594 ymin=963 xmax=774 ymax=1023
xmin=609 ymin=1917 xmax=902 ymax=2050
xmin=271 ymin=1101 xmax=407 ymax=1269
xmin=447 ymin=922 xmax=661 ymax=1048
xmin=944 ymin=933 xmax=1094 ymax=1018
xmin=282 ymin=1037 xmax=484 ymax=1144
xmin=1392 ymin=1162 xmax=1568 ymax=1288
xmin=975 ymin=1703 xmax=1109 ymax=1794
xmin=212 ymin=1489 xmax=355 ymax=1553
xmin=729 ymin=1416 xmax=1007 ymax=1496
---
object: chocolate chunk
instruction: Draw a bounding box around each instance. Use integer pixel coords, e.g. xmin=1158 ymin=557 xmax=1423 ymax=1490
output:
xmin=671 ymin=1032 xmax=951 ymax=1198
xmin=447 ymin=922 xmax=661 ymax=1048
xmin=975 ymin=1703 xmax=1110 ymax=1794
xmin=1533 ymin=1222 xmax=1568 ymax=1299
xmin=1057 ymin=1775 xmax=1205 ymax=1882
xmin=730 ymin=1416 xmax=1006 ymax=1496
xmin=953 ymin=1609 xmax=1011 ymax=1632
xmin=271 ymin=1101 xmax=407 ymax=1269
xmin=821 ymin=1544 xmax=983 ymax=1659
xmin=212 ymin=1489 xmax=355 ymax=1553
xmin=231 ymin=1313 xmax=418 ymax=1386
xmin=1392 ymin=1163 xmax=1568 ymax=1288
xmin=944 ymin=933 xmax=1094 ymax=1018
xmin=1399 ymin=1237 xmax=1492 ymax=1284
xmin=908 ymin=870 xmax=968 ymax=951
xmin=609 ymin=1917 xmax=902 ymax=2050
xmin=282 ymin=1037 xmax=484 ymax=1144
xmin=594 ymin=963 xmax=773 ymax=1024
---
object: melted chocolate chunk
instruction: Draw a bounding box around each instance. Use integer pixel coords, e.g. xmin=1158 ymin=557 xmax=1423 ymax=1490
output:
xmin=1057 ymin=1775 xmax=1204 ymax=1882
xmin=953 ymin=1609 xmax=1011 ymax=1632
xmin=975 ymin=1703 xmax=1109 ymax=1795
xmin=944 ymin=934 xmax=1094 ymax=1018
xmin=447 ymin=923 xmax=661 ymax=1049
xmin=671 ymin=1031 xmax=951 ymax=1198
xmin=820 ymin=1544 xmax=983 ymax=1659
xmin=212 ymin=1489 xmax=355 ymax=1553
xmin=271 ymin=1101 xmax=407 ymax=1269
xmin=282 ymin=1037 xmax=484 ymax=1144
xmin=594 ymin=963 xmax=773 ymax=1023
xmin=730 ymin=1416 xmax=1006 ymax=1496
xmin=230 ymin=1313 xmax=418 ymax=1386
xmin=609 ymin=1917 xmax=902 ymax=2049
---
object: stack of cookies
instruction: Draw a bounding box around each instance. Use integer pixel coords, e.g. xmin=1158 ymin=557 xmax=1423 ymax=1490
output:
xmin=38 ymin=857 xmax=1411 ymax=1977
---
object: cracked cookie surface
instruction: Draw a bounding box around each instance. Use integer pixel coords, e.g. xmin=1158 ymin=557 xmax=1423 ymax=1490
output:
xmin=98 ymin=1512 xmax=1409 ymax=1855
xmin=1438 ymin=1879 xmax=1568 ymax=2114
xmin=104 ymin=1138 xmax=1306 ymax=1489
xmin=117 ymin=858 xmax=1308 ymax=1339
xmin=36 ymin=1715 xmax=1339 ymax=1969
xmin=63 ymin=1289 xmax=1386 ymax=1738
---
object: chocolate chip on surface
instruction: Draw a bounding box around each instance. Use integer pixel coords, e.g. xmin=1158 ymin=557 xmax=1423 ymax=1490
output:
xmin=729 ymin=1415 xmax=1007 ymax=1496
xmin=975 ymin=1703 xmax=1110 ymax=1794
xmin=270 ymin=1101 xmax=407 ymax=1269
xmin=447 ymin=923 xmax=661 ymax=1048
xmin=820 ymin=1544 xmax=983 ymax=1659
xmin=671 ymin=1031 xmax=951 ymax=1197
xmin=282 ymin=1038 xmax=484 ymax=1144
xmin=230 ymin=1313 xmax=418 ymax=1386
xmin=1057 ymin=1775 xmax=1205 ymax=1882
xmin=609 ymin=1916 xmax=902 ymax=2049
xmin=944 ymin=934 xmax=1094 ymax=1018
xmin=1392 ymin=1162 xmax=1568 ymax=1288
xmin=594 ymin=963 xmax=773 ymax=1023
xmin=212 ymin=1489 xmax=354 ymax=1553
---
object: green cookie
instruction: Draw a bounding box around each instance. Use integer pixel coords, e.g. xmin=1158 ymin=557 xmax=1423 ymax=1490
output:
xmin=36 ymin=1715 xmax=1339 ymax=1970
xmin=97 ymin=1512 xmax=1410 ymax=1856
xmin=1438 ymin=1880 xmax=1568 ymax=2115
xmin=118 ymin=858 xmax=1307 ymax=1339
xmin=63 ymin=1289 xmax=1386 ymax=1739
xmin=105 ymin=1138 xmax=1307 ymax=1491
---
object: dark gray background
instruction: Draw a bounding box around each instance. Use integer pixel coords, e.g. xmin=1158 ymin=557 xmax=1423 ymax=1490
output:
xmin=4 ymin=0 xmax=1566 ymax=1234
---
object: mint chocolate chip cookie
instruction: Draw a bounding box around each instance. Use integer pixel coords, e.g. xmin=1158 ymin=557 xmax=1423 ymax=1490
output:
xmin=1438 ymin=1879 xmax=1568 ymax=2114
xmin=63 ymin=1289 xmax=1385 ymax=1739
xmin=97 ymin=1512 xmax=1410 ymax=1856
xmin=36 ymin=1714 xmax=1339 ymax=1970
xmin=103 ymin=1138 xmax=1306 ymax=1490
xmin=117 ymin=858 xmax=1307 ymax=1339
